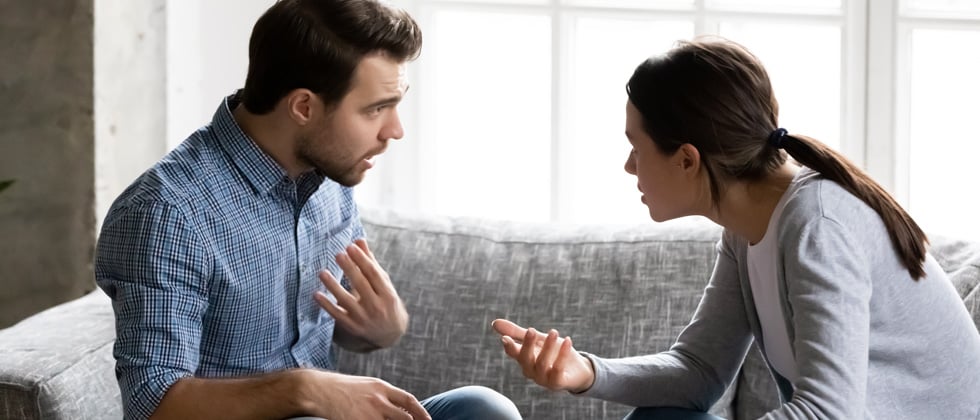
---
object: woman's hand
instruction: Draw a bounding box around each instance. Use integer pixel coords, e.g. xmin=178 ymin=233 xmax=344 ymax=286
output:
xmin=491 ymin=319 xmax=595 ymax=393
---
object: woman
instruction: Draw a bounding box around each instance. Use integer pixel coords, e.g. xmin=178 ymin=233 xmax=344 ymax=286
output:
xmin=492 ymin=38 xmax=980 ymax=419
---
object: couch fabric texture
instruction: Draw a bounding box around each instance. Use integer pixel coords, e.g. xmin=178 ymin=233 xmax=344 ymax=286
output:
xmin=1 ymin=209 xmax=978 ymax=419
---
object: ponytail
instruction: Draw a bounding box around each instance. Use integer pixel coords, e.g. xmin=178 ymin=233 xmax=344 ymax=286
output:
xmin=781 ymin=134 xmax=928 ymax=279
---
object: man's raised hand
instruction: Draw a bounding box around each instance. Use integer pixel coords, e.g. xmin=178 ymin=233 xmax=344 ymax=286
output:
xmin=314 ymin=239 xmax=408 ymax=349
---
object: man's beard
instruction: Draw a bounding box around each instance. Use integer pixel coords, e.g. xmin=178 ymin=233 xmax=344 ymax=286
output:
xmin=296 ymin=133 xmax=365 ymax=187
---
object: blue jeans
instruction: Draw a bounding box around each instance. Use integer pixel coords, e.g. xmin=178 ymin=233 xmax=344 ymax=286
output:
xmin=624 ymin=407 xmax=725 ymax=420
xmin=289 ymin=385 xmax=521 ymax=420
xmin=421 ymin=385 xmax=521 ymax=420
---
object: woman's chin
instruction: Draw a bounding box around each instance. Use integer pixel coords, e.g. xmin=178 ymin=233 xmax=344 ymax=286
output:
xmin=647 ymin=209 xmax=679 ymax=223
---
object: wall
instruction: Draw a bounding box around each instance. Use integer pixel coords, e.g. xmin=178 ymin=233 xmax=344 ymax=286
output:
xmin=0 ymin=1 xmax=96 ymax=328
xmin=0 ymin=0 xmax=167 ymax=328
xmin=94 ymin=0 xmax=167 ymax=231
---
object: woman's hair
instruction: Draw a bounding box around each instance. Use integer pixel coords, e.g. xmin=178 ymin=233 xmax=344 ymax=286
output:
xmin=241 ymin=0 xmax=422 ymax=114
xmin=626 ymin=37 xmax=928 ymax=279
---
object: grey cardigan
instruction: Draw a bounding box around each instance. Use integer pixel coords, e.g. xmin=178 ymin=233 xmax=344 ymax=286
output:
xmin=582 ymin=169 xmax=980 ymax=419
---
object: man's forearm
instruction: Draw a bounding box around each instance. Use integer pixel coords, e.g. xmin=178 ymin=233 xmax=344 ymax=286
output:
xmin=150 ymin=369 xmax=313 ymax=420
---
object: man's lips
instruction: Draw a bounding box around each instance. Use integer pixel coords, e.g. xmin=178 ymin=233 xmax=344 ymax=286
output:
xmin=363 ymin=147 xmax=386 ymax=169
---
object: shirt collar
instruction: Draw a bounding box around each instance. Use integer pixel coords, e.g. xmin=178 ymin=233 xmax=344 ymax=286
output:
xmin=212 ymin=91 xmax=288 ymax=195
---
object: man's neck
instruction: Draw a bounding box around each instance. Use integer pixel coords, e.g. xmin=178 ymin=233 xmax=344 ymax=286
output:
xmin=232 ymin=104 xmax=307 ymax=179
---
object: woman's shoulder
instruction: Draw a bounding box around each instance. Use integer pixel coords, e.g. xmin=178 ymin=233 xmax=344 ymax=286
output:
xmin=779 ymin=168 xmax=886 ymax=239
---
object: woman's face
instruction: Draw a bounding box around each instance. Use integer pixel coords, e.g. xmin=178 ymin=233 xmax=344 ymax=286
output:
xmin=623 ymin=101 xmax=700 ymax=222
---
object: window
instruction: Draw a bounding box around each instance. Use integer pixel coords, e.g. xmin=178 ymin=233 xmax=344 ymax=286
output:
xmin=360 ymin=0 xmax=861 ymax=224
xmin=895 ymin=0 xmax=980 ymax=239
xmin=164 ymin=0 xmax=980 ymax=238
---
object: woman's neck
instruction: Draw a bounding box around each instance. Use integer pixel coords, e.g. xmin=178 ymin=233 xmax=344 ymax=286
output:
xmin=707 ymin=162 xmax=801 ymax=245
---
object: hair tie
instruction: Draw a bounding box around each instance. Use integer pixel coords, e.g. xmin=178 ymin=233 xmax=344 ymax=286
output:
xmin=768 ymin=128 xmax=788 ymax=149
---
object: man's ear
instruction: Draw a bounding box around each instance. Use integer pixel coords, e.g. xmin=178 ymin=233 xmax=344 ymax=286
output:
xmin=675 ymin=143 xmax=701 ymax=175
xmin=285 ymin=89 xmax=316 ymax=126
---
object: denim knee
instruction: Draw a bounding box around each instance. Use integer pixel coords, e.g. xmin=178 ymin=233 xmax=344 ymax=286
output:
xmin=422 ymin=385 xmax=522 ymax=420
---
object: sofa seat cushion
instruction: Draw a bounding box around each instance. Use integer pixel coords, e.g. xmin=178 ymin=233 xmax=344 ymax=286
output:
xmin=0 ymin=290 xmax=120 ymax=420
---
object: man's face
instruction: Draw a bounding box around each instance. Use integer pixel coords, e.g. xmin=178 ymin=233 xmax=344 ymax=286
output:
xmin=297 ymin=54 xmax=408 ymax=187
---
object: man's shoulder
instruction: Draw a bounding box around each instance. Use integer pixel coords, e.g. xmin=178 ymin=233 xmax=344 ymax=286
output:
xmin=110 ymin=130 xmax=227 ymax=215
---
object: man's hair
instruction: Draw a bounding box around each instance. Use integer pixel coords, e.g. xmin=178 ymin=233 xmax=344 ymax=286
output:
xmin=240 ymin=0 xmax=422 ymax=114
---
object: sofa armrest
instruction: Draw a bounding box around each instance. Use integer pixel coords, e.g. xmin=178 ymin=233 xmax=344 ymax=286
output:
xmin=0 ymin=290 xmax=121 ymax=420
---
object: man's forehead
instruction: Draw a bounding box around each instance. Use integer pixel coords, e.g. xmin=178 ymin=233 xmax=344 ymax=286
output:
xmin=353 ymin=54 xmax=408 ymax=93
xmin=396 ymin=63 xmax=408 ymax=92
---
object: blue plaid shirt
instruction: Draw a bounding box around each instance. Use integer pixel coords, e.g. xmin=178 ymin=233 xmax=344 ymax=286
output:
xmin=95 ymin=93 xmax=364 ymax=420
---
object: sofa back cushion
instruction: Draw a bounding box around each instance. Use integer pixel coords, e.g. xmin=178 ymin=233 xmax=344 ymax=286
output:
xmin=339 ymin=209 xmax=732 ymax=419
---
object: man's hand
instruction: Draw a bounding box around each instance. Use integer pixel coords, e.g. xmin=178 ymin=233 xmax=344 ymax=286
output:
xmin=297 ymin=370 xmax=430 ymax=420
xmin=151 ymin=369 xmax=430 ymax=420
xmin=491 ymin=319 xmax=596 ymax=393
xmin=314 ymin=239 xmax=408 ymax=350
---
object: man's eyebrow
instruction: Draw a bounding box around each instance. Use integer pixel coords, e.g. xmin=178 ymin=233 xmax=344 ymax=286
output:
xmin=364 ymin=85 xmax=410 ymax=109
xmin=365 ymin=95 xmax=403 ymax=109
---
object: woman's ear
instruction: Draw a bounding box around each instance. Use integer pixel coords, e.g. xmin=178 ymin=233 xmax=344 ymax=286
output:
xmin=674 ymin=143 xmax=701 ymax=174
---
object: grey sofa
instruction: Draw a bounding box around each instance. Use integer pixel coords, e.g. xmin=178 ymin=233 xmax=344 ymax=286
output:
xmin=2 ymin=209 xmax=978 ymax=419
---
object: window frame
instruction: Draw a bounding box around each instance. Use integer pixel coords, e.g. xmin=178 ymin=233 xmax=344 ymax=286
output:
xmin=373 ymin=0 xmax=868 ymax=222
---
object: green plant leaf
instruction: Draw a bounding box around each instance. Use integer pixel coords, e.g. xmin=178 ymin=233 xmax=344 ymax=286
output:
xmin=0 ymin=179 xmax=14 ymax=194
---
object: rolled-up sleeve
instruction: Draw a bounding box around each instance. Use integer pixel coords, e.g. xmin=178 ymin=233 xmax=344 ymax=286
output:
xmin=95 ymin=200 xmax=212 ymax=420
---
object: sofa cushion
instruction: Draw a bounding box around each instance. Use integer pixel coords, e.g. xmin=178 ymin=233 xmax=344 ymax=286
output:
xmin=341 ymin=209 xmax=733 ymax=419
xmin=930 ymin=234 xmax=980 ymax=328
xmin=0 ymin=290 xmax=120 ymax=420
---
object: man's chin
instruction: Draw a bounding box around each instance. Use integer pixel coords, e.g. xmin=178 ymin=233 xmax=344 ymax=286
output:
xmin=326 ymin=170 xmax=367 ymax=188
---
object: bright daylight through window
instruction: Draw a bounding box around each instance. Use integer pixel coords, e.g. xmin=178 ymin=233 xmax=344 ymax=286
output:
xmin=166 ymin=0 xmax=980 ymax=239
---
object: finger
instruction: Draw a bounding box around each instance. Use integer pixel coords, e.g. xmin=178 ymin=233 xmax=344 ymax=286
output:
xmin=549 ymin=336 xmax=577 ymax=386
xmin=318 ymin=270 xmax=359 ymax=309
xmin=380 ymin=404 xmax=413 ymax=420
xmin=500 ymin=335 xmax=523 ymax=359
xmin=346 ymin=244 xmax=393 ymax=296
xmin=318 ymin=270 xmax=366 ymax=320
xmin=390 ymin=389 xmax=430 ymax=420
xmin=336 ymin=252 xmax=376 ymax=300
xmin=518 ymin=328 xmax=541 ymax=378
xmin=354 ymin=238 xmax=377 ymax=261
xmin=313 ymin=291 xmax=356 ymax=329
xmin=535 ymin=330 xmax=562 ymax=381
xmin=491 ymin=319 xmax=527 ymax=340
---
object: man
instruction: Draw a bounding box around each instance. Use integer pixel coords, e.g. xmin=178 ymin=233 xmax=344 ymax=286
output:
xmin=95 ymin=1 xmax=521 ymax=419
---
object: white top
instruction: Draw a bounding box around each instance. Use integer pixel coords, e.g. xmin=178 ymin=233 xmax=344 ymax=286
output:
xmin=746 ymin=176 xmax=802 ymax=383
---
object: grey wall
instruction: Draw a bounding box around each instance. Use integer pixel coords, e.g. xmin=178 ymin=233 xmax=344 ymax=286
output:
xmin=0 ymin=0 xmax=167 ymax=328
xmin=0 ymin=2 xmax=96 ymax=328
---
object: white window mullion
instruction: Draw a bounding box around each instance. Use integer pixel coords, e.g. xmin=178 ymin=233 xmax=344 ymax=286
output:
xmin=550 ymin=0 xmax=563 ymax=222
xmin=892 ymin=18 xmax=913 ymax=206
xmin=864 ymin=0 xmax=900 ymax=198
xmin=696 ymin=0 xmax=709 ymax=33
xmin=841 ymin=0 xmax=868 ymax=170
